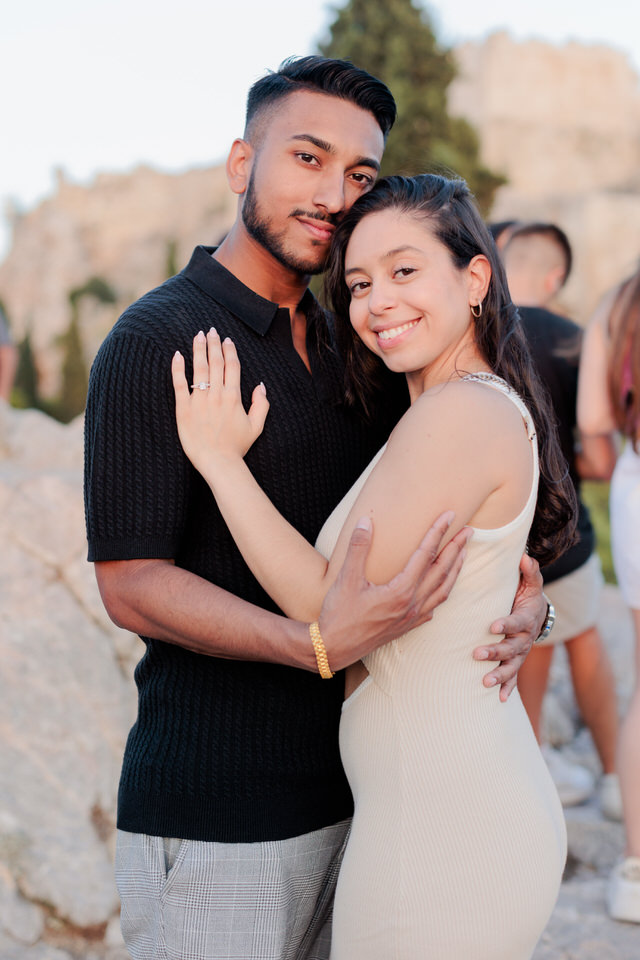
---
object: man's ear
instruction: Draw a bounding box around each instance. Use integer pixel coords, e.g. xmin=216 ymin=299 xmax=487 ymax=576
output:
xmin=545 ymin=265 xmax=565 ymax=298
xmin=226 ymin=139 xmax=254 ymax=196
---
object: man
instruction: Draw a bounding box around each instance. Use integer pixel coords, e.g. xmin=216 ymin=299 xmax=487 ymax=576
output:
xmin=0 ymin=303 xmax=17 ymax=402
xmin=85 ymin=58 xmax=547 ymax=960
xmin=503 ymin=221 xmax=622 ymax=817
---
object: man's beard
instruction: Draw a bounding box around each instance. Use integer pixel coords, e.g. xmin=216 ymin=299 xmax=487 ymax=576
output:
xmin=242 ymin=172 xmax=334 ymax=277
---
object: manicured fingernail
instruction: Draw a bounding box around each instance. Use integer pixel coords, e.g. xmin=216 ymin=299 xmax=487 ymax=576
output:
xmin=485 ymin=676 xmax=497 ymax=687
xmin=356 ymin=516 xmax=372 ymax=531
xmin=475 ymin=648 xmax=489 ymax=660
xmin=443 ymin=510 xmax=455 ymax=526
xmin=209 ymin=327 xmax=217 ymax=337
xmin=174 ymin=350 xmax=182 ymax=358
xmin=492 ymin=621 xmax=504 ymax=634
xmin=196 ymin=330 xmax=205 ymax=341
xmin=223 ymin=337 xmax=232 ymax=344
xmin=259 ymin=382 xmax=267 ymax=395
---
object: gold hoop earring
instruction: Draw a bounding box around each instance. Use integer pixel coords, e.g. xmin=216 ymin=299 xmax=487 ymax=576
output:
xmin=471 ymin=302 xmax=483 ymax=318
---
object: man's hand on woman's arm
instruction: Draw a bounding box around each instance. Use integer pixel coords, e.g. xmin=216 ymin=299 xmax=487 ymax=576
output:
xmin=318 ymin=513 xmax=472 ymax=672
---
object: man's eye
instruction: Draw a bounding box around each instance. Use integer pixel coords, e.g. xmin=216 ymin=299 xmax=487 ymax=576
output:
xmin=350 ymin=173 xmax=373 ymax=184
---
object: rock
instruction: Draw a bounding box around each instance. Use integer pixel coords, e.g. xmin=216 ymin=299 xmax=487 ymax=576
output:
xmin=0 ymin=862 xmax=44 ymax=944
xmin=0 ymin=403 xmax=139 ymax=947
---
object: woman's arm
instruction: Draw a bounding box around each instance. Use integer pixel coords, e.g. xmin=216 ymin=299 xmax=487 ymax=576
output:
xmin=173 ymin=332 xmax=526 ymax=622
xmin=577 ymin=292 xmax=617 ymax=437
xmin=173 ymin=332 xmax=336 ymax=620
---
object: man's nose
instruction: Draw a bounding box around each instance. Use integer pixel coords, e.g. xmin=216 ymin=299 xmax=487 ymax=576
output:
xmin=313 ymin=171 xmax=346 ymax=215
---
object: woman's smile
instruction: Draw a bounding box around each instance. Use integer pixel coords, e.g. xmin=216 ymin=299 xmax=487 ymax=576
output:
xmin=374 ymin=318 xmax=421 ymax=345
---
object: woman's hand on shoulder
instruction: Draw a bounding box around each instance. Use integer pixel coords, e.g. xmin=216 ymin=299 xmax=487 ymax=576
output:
xmin=171 ymin=328 xmax=270 ymax=478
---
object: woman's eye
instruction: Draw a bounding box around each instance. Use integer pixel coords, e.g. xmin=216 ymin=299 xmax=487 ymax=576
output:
xmin=349 ymin=281 xmax=370 ymax=295
xmin=394 ymin=267 xmax=415 ymax=278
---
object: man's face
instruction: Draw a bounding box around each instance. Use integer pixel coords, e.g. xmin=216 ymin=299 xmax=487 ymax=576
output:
xmin=241 ymin=90 xmax=385 ymax=275
xmin=503 ymin=235 xmax=566 ymax=307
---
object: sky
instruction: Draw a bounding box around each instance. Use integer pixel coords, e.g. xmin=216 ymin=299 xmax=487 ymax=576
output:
xmin=2 ymin=0 xmax=640 ymax=257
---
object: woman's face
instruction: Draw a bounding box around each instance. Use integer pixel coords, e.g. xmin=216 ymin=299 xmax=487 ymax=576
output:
xmin=344 ymin=208 xmax=488 ymax=389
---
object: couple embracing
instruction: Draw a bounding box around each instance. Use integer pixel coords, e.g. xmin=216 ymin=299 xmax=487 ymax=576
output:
xmin=85 ymin=56 xmax=574 ymax=960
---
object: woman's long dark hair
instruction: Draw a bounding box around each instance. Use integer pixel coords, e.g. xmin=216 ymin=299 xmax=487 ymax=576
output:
xmin=324 ymin=174 xmax=577 ymax=565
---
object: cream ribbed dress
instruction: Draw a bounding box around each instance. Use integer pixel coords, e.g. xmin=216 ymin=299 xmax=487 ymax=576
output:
xmin=315 ymin=377 xmax=567 ymax=960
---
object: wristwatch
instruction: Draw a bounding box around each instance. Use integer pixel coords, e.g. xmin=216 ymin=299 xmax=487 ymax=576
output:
xmin=534 ymin=597 xmax=555 ymax=644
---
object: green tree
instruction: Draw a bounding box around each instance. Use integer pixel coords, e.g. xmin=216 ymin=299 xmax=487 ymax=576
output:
xmin=55 ymin=313 xmax=89 ymax=422
xmin=166 ymin=239 xmax=179 ymax=279
xmin=53 ymin=276 xmax=117 ymax=422
xmin=12 ymin=329 xmax=40 ymax=410
xmin=319 ymin=0 xmax=505 ymax=213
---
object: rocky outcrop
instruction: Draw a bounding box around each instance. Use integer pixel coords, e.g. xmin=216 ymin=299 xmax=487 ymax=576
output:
xmin=0 ymin=165 xmax=236 ymax=398
xmin=0 ymin=401 xmax=137 ymax=957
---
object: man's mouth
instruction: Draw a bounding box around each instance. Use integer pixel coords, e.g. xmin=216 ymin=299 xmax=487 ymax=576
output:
xmin=292 ymin=210 xmax=337 ymax=242
xmin=296 ymin=217 xmax=335 ymax=241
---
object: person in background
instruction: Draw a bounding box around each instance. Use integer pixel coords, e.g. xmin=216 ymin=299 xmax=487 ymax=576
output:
xmin=503 ymin=222 xmax=622 ymax=817
xmin=488 ymin=219 xmax=519 ymax=252
xmin=579 ymin=267 xmax=640 ymax=923
xmin=0 ymin=303 xmax=17 ymax=402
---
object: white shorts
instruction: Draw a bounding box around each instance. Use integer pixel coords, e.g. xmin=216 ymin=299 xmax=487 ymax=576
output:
xmin=541 ymin=552 xmax=604 ymax=645
xmin=611 ymin=442 xmax=640 ymax=609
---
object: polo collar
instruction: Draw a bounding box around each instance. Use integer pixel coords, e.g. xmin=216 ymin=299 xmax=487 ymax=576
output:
xmin=181 ymin=245 xmax=316 ymax=335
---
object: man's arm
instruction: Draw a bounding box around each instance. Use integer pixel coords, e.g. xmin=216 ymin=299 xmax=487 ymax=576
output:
xmin=95 ymin=513 xmax=471 ymax=674
xmin=473 ymin=553 xmax=546 ymax=702
xmin=575 ymin=433 xmax=617 ymax=482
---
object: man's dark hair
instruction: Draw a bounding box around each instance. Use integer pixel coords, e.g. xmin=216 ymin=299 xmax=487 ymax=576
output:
xmin=487 ymin=220 xmax=518 ymax=243
xmin=506 ymin=221 xmax=573 ymax=285
xmin=245 ymin=56 xmax=397 ymax=142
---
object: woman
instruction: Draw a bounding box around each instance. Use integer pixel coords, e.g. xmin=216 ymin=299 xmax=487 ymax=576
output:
xmin=578 ymin=268 xmax=640 ymax=924
xmin=172 ymin=175 xmax=575 ymax=958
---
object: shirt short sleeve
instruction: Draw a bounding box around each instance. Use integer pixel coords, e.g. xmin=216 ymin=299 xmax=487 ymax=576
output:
xmin=84 ymin=328 xmax=192 ymax=561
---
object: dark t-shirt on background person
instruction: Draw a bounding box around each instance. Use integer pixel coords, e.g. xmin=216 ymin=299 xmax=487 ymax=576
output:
xmin=518 ymin=306 xmax=594 ymax=582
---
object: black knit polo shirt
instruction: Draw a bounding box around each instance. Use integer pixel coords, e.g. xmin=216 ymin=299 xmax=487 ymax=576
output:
xmin=84 ymin=246 xmax=396 ymax=842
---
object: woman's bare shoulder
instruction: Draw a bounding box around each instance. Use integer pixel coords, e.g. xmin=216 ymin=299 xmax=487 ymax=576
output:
xmin=389 ymin=377 xmax=526 ymax=450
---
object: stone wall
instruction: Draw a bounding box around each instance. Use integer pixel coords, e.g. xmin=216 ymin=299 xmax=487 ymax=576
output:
xmin=0 ymin=165 xmax=236 ymax=397
xmin=448 ymin=32 xmax=640 ymax=320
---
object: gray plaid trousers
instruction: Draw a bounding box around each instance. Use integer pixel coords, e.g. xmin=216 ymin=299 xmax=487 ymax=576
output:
xmin=116 ymin=820 xmax=350 ymax=960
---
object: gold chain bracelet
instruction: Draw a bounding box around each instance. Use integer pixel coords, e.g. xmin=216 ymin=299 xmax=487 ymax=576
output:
xmin=309 ymin=621 xmax=334 ymax=679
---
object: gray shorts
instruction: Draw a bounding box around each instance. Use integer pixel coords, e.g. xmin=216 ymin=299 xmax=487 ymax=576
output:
xmin=115 ymin=820 xmax=350 ymax=960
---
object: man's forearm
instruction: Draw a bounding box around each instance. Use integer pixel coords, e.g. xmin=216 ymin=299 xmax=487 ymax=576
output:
xmin=94 ymin=515 xmax=468 ymax=678
xmin=95 ymin=558 xmax=316 ymax=671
